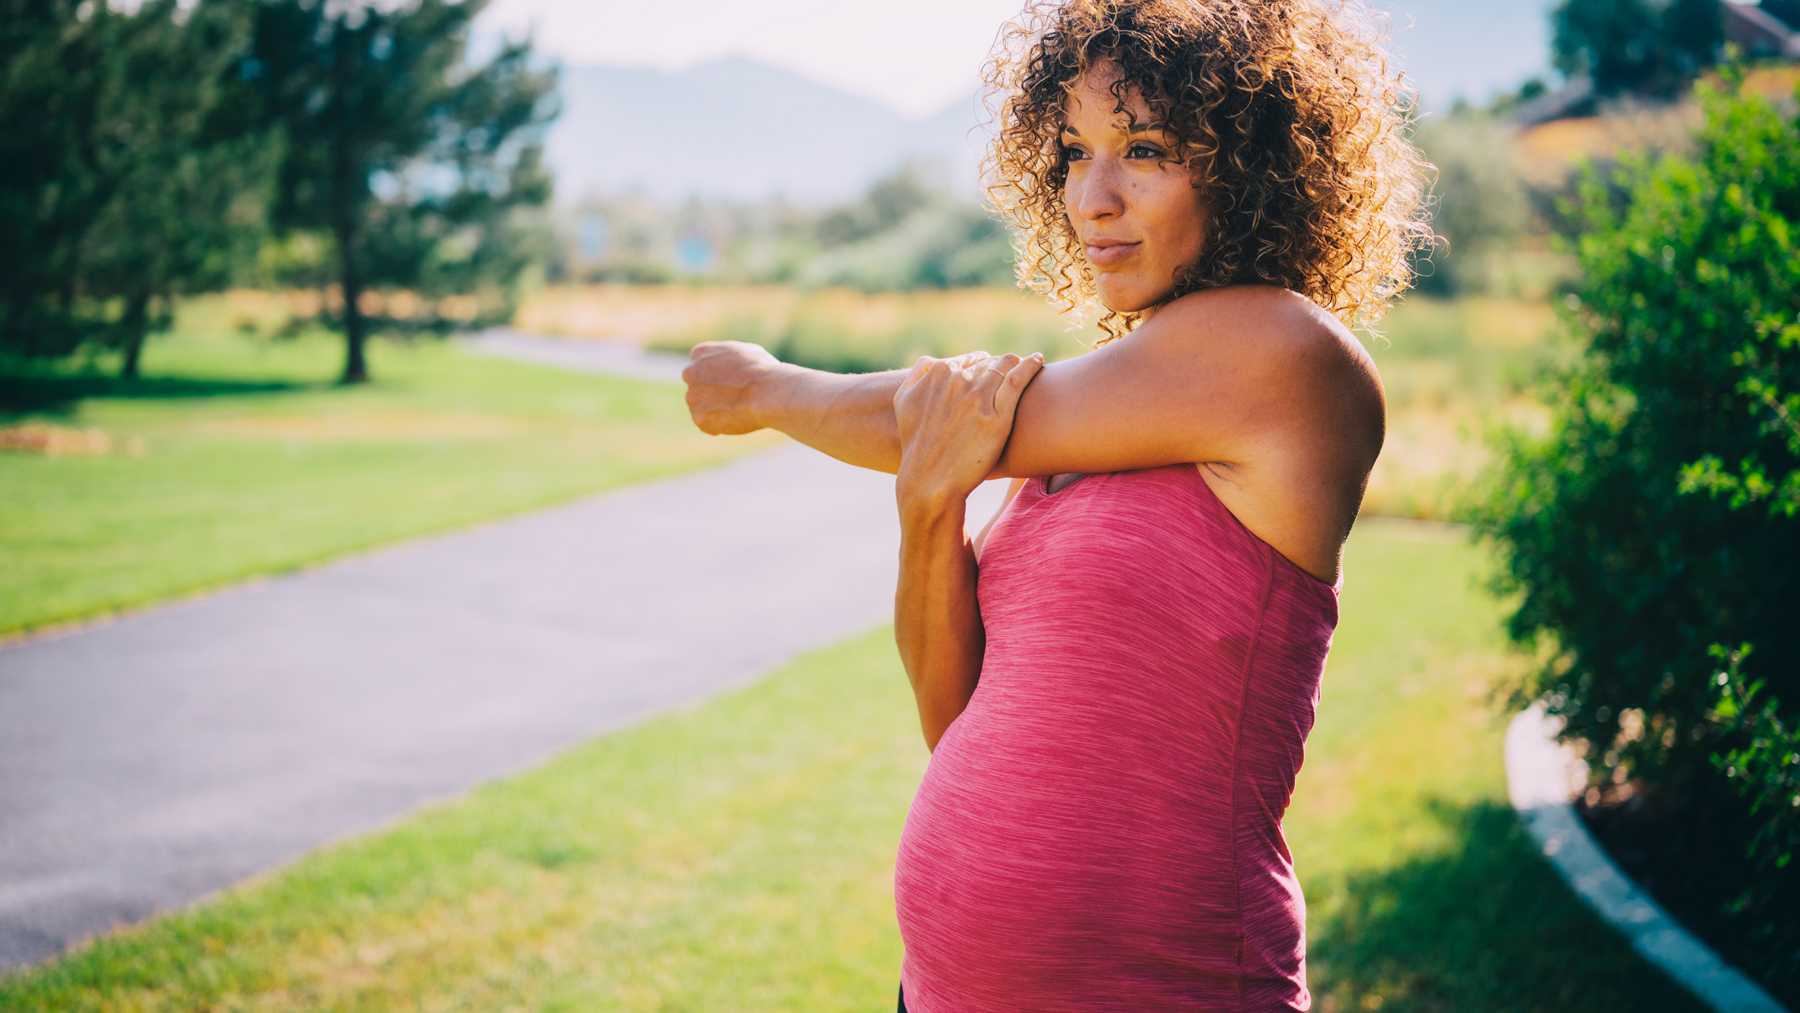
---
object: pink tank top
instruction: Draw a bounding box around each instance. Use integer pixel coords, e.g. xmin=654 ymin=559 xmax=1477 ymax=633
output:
xmin=894 ymin=465 xmax=1340 ymax=1012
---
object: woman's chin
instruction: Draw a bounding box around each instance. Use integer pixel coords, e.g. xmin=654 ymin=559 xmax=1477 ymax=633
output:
xmin=1095 ymin=278 xmax=1173 ymax=316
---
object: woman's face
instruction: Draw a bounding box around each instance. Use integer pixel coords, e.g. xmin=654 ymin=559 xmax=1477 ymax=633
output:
xmin=1060 ymin=65 xmax=1209 ymax=314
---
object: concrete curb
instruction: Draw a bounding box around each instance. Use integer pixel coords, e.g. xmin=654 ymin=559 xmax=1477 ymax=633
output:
xmin=1505 ymin=704 xmax=1789 ymax=1013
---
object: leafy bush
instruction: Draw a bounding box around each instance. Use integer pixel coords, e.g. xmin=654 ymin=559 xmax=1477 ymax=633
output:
xmin=1708 ymin=645 xmax=1800 ymax=872
xmin=1475 ymin=71 xmax=1800 ymax=996
xmin=1475 ymin=70 xmax=1798 ymax=841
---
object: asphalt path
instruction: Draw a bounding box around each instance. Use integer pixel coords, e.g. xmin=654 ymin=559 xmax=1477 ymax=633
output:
xmin=0 ymin=338 xmax=1008 ymax=973
xmin=461 ymin=329 xmax=691 ymax=384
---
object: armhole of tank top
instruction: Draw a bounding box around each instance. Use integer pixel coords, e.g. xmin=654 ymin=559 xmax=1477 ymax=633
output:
xmin=973 ymin=477 xmax=1031 ymax=561
xmin=1186 ymin=463 xmax=1342 ymax=591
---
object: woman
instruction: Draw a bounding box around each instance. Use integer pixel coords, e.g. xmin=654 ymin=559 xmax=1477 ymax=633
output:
xmin=682 ymin=0 xmax=1427 ymax=1008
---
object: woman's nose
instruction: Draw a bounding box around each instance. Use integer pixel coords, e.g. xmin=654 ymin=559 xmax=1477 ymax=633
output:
xmin=1072 ymin=156 xmax=1126 ymax=221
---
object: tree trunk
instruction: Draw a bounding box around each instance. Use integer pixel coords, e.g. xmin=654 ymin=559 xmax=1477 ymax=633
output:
xmin=336 ymin=217 xmax=368 ymax=384
xmin=120 ymin=290 xmax=150 ymax=380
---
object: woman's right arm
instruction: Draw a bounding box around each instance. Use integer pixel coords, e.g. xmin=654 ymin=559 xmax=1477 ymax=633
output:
xmin=687 ymin=340 xmax=1040 ymax=748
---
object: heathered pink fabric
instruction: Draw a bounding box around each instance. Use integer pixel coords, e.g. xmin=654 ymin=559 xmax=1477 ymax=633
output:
xmin=894 ymin=464 xmax=1340 ymax=1012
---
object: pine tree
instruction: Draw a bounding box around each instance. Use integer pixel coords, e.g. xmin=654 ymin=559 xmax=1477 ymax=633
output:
xmin=0 ymin=0 xmax=274 ymax=373
xmin=1 ymin=0 xmax=144 ymax=358
xmin=233 ymin=0 xmax=557 ymax=384
xmin=79 ymin=0 xmax=277 ymax=379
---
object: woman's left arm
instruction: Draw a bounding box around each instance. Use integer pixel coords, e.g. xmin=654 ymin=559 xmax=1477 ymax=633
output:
xmin=893 ymin=352 xmax=1043 ymax=751
xmin=683 ymin=287 xmax=1377 ymax=483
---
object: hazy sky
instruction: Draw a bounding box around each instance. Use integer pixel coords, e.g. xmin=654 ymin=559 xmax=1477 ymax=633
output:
xmin=476 ymin=0 xmax=1558 ymax=120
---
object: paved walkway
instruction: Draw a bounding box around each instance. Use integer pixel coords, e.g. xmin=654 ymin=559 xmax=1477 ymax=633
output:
xmin=461 ymin=329 xmax=691 ymax=383
xmin=0 ymin=337 xmax=1006 ymax=973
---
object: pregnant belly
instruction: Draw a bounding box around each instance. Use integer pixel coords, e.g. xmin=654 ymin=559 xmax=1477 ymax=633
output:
xmin=893 ymin=714 xmax=1249 ymax=1010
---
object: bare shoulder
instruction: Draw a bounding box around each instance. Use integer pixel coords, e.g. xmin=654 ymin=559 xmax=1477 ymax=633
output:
xmin=997 ymin=285 xmax=1385 ymax=498
xmin=1146 ymin=287 xmax=1370 ymax=377
xmin=1140 ymin=286 xmax=1384 ymax=438
xmin=1125 ymin=290 xmax=1384 ymax=580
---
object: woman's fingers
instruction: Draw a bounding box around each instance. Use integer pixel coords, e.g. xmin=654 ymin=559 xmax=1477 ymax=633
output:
xmin=971 ymin=352 xmax=1020 ymax=405
xmin=680 ymin=340 xmax=785 ymax=435
xmin=902 ymin=351 xmax=1041 ymax=421
xmin=897 ymin=355 xmax=938 ymax=400
xmin=992 ymin=353 xmax=1045 ymax=416
xmin=892 ymin=350 xmax=1045 ymax=502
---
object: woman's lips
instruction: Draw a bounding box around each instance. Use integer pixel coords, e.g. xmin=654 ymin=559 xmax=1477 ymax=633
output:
xmin=1085 ymin=240 xmax=1140 ymax=267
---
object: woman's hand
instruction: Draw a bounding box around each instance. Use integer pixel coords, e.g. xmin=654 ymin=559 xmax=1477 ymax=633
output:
xmin=894 ymin=352 xmax=1045 ymax=512
xmin=681 ymin=341 xmax=791 ymax=435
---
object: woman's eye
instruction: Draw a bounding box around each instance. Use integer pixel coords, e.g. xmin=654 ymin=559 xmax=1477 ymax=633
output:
xmin=1128 ymin=143 xmax=1165 ymax=159
xmin=1062 ymin=145 xmax=1089 ymax=162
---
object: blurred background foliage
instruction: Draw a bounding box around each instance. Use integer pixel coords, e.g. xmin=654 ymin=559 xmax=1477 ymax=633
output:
xmin=1552 ymin=0 xmax=1725 ymax=99
xmin=541 ymin=163 xmax=1017 ymax=292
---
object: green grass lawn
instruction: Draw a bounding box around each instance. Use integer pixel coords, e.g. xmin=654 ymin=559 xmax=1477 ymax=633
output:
xmin=0 ymin=298 xmax=776 ymax=636
xmin=1292 ymin=523 xmax=1701 ymax=1013
xmin=0 ymin=524 xmax=1705 ymax=1012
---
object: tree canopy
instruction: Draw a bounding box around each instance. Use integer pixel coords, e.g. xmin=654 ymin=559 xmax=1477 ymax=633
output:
xmin=0 ymin=0 xmax=271 ymax=370
xmin=228 ymin=0 xmax=556 ymax=382
xmin=1550 ymin=0 xmax=1724 ymax=97
xmin=0 ymin=0 xmax=557 ymax=383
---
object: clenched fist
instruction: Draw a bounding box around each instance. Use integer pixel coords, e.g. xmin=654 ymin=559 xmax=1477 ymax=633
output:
xmin=681 ymin=341 xmax=788 ymax=435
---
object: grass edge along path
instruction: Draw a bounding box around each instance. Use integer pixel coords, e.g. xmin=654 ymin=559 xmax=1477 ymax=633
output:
xmin=0 ymin=529 xmax=1705 ymax=1012
xmin=0 ymin=320 xmax=779 ymax=639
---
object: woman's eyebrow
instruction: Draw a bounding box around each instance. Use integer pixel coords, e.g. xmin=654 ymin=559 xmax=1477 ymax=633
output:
xmin=1059 ymin=122 xmax=1169 ymax=138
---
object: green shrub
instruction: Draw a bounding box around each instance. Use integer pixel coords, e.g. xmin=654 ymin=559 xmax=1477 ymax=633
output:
xmin=1708 ymin=645 xmax=1800 ymax=872
xmin=1475 ymin=71 xmax=1800 ymax=996
xmin=1475 ymin=69 xmax=1798 ymax=856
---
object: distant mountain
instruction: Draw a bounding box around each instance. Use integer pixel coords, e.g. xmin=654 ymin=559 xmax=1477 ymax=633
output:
xmin=544 ymin=56 xmax=986 ymax=206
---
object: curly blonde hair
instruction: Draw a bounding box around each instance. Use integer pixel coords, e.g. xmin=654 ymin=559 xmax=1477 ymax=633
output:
xmin=983 ymin=0 xmax=1432 ymax=339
